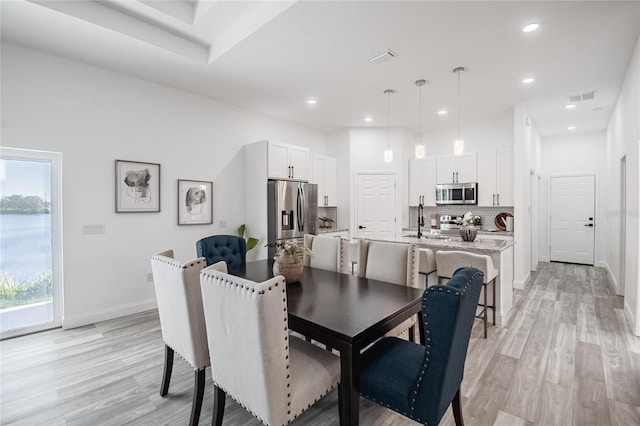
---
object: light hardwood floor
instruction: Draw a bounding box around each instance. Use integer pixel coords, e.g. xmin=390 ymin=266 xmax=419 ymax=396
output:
xmin=1 ymin=262 xmax=639 ymax=425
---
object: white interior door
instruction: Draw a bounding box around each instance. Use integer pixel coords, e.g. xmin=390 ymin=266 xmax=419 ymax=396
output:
xmin=356 ymin=173 xmax=396 ymax=239
xmin=549 ymin=175 xmax=595 ymax=265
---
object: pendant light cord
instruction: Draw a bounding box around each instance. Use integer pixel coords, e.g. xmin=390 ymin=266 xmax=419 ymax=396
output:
xmin=419 ymin=83 xmax=423 ymax=144
xmin=387 ymin=90 xmax=391 ymax=150
xmin=457 ymin=69 xmax=461 ymax=140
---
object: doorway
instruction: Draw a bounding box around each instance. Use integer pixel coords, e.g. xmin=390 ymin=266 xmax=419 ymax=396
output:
xmin=1 ymin=148 xmax=63 ymax=339
xmin=619 ymin=156 xmax=626 ymax=296
xmin=354 ymin=173 xmax=397 ymax=239
xmin=549 ymin=175 xmax=595 ymax=265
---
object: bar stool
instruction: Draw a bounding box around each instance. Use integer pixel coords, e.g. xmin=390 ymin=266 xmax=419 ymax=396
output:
xmin=418 ymin=248 xmax=436 ymax=287
xmin=435 ymin=250 xmax=498 ymax=338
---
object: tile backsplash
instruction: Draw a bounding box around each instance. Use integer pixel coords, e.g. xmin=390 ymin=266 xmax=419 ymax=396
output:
xmin=408 ymin=205 xmax=514 ymax=231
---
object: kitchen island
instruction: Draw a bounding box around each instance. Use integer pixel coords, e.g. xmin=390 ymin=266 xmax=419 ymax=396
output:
xmin=359 ymin=234 xmax=515 ymax=326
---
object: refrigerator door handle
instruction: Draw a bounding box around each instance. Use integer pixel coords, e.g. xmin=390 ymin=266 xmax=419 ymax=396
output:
xmin=298 ymin=185 xmax=306 ymax=231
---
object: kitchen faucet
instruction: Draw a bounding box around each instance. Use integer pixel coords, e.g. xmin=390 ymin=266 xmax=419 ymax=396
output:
xmin=417 ymin=202 xmax=425 ymax=238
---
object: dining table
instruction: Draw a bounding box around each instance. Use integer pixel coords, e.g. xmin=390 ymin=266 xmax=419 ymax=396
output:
xmin=228 ymin=259 xmax=425 ymax=426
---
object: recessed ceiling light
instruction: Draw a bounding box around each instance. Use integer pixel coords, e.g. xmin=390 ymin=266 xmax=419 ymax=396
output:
xmin=437 ymin=109 xmax=448 ymax=115
xmin=522 ymin=22 xmax=541 ymax=33
xmin=306 ymin=98 xmax=317 ymax=105
xmin=522 ymin=77 xmax=535 ymax=84
xmin=364 ymin=117 xmax=373 ymax=122
xmin=568 ymin=125 xmax=576 ymax=130
xmin=565 ymin=104 xmax=576 ymax=109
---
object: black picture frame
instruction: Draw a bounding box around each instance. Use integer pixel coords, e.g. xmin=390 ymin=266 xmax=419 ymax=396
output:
xmin=115 ymin=160 xmax=161 ymax=213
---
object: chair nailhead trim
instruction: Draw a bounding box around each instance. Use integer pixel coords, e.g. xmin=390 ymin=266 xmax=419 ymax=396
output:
xmin=408 ymin=269 xmax=482 ymax=413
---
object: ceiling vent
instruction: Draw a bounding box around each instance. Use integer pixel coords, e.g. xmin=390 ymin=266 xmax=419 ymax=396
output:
xmin=568 ymin=91 xmax=597 ymax=103
xmin=368 ymin=49 xmax=398 ymax=64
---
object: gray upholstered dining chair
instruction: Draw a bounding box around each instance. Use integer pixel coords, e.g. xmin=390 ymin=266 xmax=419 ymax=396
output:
xmin=302 ymin=233 xmax=350 ymax=274
xmin=196 ymin=234 xmax=246 ymax=267
xmin=200 ymin=263 xmax=342 ymax=425
xmin=359 ymin=267 xmax=484 ymax=426
xmin=150 ymin=250 xmax=209 ymax=426
xmin=435 ymin=250 xmax=498 ymax=338
xmin=358 ymin=239 xmax=420 ymax=341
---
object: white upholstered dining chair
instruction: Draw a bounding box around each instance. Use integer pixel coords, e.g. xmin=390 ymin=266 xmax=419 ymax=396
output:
xmin=357 ymin=239 xmax=420 ymax=341
xmin=302 ymin=234 xmax=350 ymax=274
xmin=435 ymin=250 xmax=498 ymax=338
xmin=150 ymin=250 xmax=209 ymax=426
xmin=200 ymin=262 xmax=342 ymax=425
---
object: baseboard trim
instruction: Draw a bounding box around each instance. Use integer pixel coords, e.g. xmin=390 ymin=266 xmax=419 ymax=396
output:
xmin=513 ymin=273 xmax=530 ymax=290
xmin=62 ymin=298 xmax=157 ymax=329
xmin=540 ymin=256 xmax=550 ymax=262
xmin=624 ymin=302 xmax=639 ymax=337
xmin=599 ymin=262 xmax=621 ymax=295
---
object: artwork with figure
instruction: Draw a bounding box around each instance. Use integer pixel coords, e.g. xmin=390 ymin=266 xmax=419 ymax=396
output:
xmin=178 ymin=179 xmax=212 ymax=225
xmin=115 ymin=160 xmax=160 ymax=212
xmin=124 ymin=168 xmax=152 ymax=203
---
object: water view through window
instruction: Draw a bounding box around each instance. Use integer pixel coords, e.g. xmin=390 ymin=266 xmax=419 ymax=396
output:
xmin=0 ymin=158 xmax=53 ymax=333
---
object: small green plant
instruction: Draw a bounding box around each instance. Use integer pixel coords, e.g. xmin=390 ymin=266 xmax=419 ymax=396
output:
xmin=237 ymin=224 xmax=259 ymax=252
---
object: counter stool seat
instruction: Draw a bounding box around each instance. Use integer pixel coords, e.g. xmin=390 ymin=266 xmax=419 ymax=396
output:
xmin=419 ymin=248 xmax=437 ymax=276
xmin=435 ymin=250 xmax=498 ymax=338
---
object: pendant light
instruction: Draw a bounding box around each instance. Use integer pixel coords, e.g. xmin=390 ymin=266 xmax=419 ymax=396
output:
xmin=453 ymin=67 xmax=465 ymax=156
xmin=415 ymin=79 xmax=427 ymax=159
xmin=383 ymin=89 xmax=394 ymax=163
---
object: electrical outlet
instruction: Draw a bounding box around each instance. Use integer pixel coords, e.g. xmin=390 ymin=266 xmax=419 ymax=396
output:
xmin=146 ymin=272 xmax=154 ymax=283
xmin=219 ymin=220 xmax=227 ymax=228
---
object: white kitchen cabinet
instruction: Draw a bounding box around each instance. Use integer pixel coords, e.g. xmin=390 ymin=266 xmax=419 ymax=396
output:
xmin=477 ymin=149 xmax=513 ymax=206
xmin=311 ymin=155 xmax=337 ymax=207
xmin=408 ymin=157 xmax=436 ymax=206
xmin=436 ymin=153 xmax=477 ymax=184
xmin=268 ymin=141 xmax=309 ymax=180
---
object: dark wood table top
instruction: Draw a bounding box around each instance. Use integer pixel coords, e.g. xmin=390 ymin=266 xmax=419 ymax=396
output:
xmin=229 ymin=259 xmax=424 ymax=346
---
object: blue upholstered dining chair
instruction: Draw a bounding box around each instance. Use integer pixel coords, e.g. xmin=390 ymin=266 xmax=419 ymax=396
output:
xmin=196 ymin=234 xmax=246 ymax=267
xmin=359 ymin=267 xmax=484 ymax=426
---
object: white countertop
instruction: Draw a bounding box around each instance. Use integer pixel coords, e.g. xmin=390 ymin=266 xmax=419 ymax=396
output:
xmin=360 ymin=234 xmax=515 ymax=253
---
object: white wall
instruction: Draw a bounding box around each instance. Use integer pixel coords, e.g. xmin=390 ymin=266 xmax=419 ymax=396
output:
xmin=419 ymin=108 xmax=515 ymax=156
xmin=1 ymin=43 xmax=327 ymax=328
xmin=538 ymin=131 xmax=607 ymax=266
xmin=327 ymin=129 xmax=350 ymax=230
xmin=605 ymin=34 xmax=640 ymax=335
xmin=513 ymin=105 xmax=541 ymax=289
xmin=348 ymin=128 xmax=413 ymax=234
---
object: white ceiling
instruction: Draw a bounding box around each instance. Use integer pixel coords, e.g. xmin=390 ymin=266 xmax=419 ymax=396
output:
xmin=2 ymin=0 xmax=639 ymax=137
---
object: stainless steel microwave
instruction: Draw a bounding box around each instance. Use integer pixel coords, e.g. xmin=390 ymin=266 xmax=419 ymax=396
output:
xmin=435 ymin=183 xmax=477 ymax=205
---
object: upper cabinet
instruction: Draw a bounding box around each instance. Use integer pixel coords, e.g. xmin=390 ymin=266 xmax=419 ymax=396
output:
xmin=311 ymin=155 xmax=337 ymax=207
xmin=435 ymin=153 xmax=477 ymax=184
xmin=477 ymin=148 xmax=513 ymax=206
xmin=408 ymin=157 xmax=437 ymax=206
xmin=268 ymin=141 xmax=309 ymax=180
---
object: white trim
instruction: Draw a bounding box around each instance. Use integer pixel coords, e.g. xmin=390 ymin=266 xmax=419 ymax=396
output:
xmin=62 ymin=298 xmax=158 ymax=329
xmin=0 ymin=147 xmax=64 ymax=337
xmin=600 ymin=261 xmax=619 ymax=294
xmin=513 ymin=273 xmax=530 ymax=290
xmin=623 ymin=302 xmax=638 ymax=337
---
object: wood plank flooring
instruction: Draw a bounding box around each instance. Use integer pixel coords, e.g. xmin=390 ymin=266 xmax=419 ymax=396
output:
xmin=1 ymin=262 xmax=639 ymax=425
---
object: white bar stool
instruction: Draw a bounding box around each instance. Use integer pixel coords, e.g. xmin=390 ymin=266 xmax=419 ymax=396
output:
xmin=418 ymin=248 xmax=436 ymax=287
xmin=435 ymin=250 xmax=498 ymax=338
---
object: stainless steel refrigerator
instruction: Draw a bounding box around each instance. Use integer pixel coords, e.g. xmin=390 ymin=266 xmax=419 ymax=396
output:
xmin=267 ymin=180 xmax=318 ymax=259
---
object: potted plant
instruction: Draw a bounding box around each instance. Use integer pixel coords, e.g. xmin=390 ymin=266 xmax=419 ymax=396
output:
xmin=458 ymin=212 xmax=480 ymax=242
xmin=267 ymin=240 xmax=312 ymax=283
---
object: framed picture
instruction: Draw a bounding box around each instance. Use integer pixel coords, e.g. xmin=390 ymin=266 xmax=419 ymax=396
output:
xmin=115 ymin=160 xmax=161 ymax=212
xmin=178 ymin=179 xmax=213 ymax=225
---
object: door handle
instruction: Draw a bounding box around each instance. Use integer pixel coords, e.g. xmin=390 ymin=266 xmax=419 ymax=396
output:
xmin=358 ymin=225 xmax=367 ymax=229
xmin=292 ymin=165 xmax=294 ymax=178
xmin=455 ymin=172 xmax=459 ymax=182
xmin=497 ymin=194 xmax=500 ymax=205
xmin=584 ymin=224 xmax=594 ymax=227
xmin=493 ymin=194 xmax=496 ymax=206
xmin=452 ymin=172 xmax=455 ymax=183
xmin=288 ymin=166 xmax=292 ymax=178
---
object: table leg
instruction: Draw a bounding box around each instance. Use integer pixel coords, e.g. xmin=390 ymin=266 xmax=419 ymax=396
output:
xmin=338 ymin=342 xmax=361 ymax=426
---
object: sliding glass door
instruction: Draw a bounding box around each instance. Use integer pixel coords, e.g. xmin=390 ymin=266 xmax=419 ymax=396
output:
xmin=0 ymin=148 xmax=62 ymax=339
